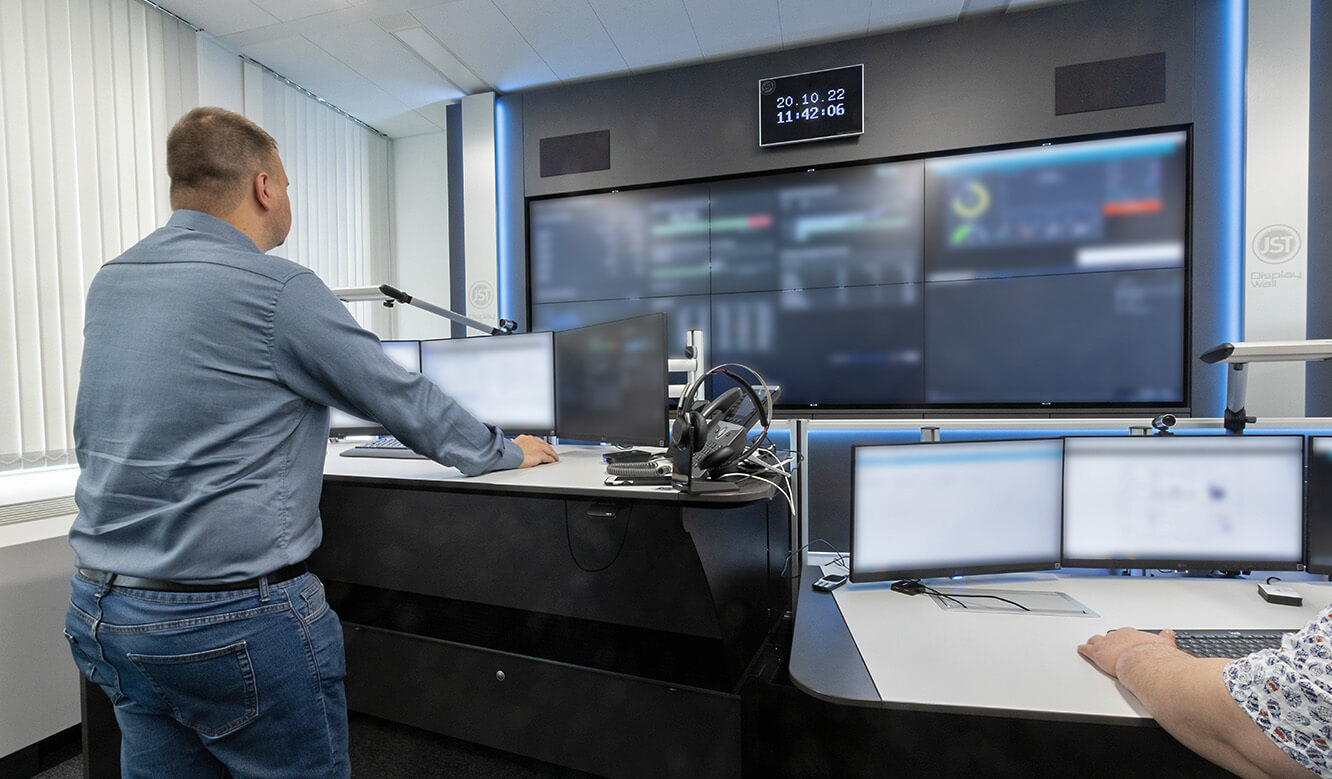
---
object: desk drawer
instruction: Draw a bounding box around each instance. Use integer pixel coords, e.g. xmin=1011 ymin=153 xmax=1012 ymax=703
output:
xmin=342 ymin=622 xmax=741 ymax=779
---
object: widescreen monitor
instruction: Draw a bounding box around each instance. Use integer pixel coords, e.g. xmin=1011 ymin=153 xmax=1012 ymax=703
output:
xmin=419 ymin=331 xmax=556 ymax=436
xmin=1304 ymin=437 xmax=1332 ymax=573
xmin=329 ymin=340 xmax=422 ymax=436
xmin=554 ymin=313 xmax=668 ymax=447
xmin=850 ymin=438 xmax=1064 ymax=583
xmin=1062 ymin=435 xmax=1304 ymax=570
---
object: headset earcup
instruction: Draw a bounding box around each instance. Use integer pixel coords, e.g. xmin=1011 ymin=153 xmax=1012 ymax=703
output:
xmin=671 ymin=411 xmax=706 ymax=452
xmin=698 ymin=444 xmax=736 ymax=473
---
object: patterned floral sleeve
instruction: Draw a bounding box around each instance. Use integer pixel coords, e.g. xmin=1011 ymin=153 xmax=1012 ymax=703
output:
xmin=1224 ymin=606 xmax=1332 ymax=776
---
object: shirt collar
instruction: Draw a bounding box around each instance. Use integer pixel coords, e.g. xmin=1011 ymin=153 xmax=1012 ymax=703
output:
xmin=167 ymin=210 xmax=262 ymax=253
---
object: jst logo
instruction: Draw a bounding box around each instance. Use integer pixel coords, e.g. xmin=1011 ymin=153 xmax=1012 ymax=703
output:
xmin=1252 ymin=224 xmax=1301 ymax=265
xmin=468 ymin=281 xmax=494 ymax=309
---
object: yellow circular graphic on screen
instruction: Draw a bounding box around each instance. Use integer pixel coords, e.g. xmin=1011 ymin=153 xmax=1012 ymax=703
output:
xmin=951 ymin=180 xmax=990 ymax=220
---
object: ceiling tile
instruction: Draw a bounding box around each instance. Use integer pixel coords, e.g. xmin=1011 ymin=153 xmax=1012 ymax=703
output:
xmin=680 ymin=0 xmax=784 ymax=60
xmin=868 ymin=0 xmax=964 ymax=31
xmin=412 ymin=0 xmax=558 ymax=92
xmin=963 ymin=0 xmax=1009 ymax=13
xmin=778 ymin=0 xmax=871 ymax=46
xmin=240 ymin=35 xmax=417 ymax=132
xmin=1006 ymin=0 xmax=1076 ymax=10
xmin=372 ymin=109 xmax=446 ymax=137
xmin=392 ymin=26 xmax=490 ymax=94
xmin=305 ymin=20 xmax=465 ymax=106
xmin=490 ymin=0 xmax=627 ymax=81
xmin=587 ymin=0 xmax=703 ymax=71
xmin=251 ymin=0 xmax=354 ymax=23
xmin=153 ymin=0 xmax=280 ymax=36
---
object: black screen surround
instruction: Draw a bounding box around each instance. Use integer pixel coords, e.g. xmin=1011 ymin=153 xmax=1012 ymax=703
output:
xmin=528 ymin=127 xmax=1190 ymax=414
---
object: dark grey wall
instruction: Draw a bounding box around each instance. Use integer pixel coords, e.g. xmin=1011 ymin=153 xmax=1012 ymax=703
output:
xmin=507 ymin=0 xmax=1233 ymax=414
xmin=1308 ymin=1 xmax=1332 ymax=413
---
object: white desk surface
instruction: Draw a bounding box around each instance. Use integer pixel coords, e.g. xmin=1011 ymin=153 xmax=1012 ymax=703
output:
xmin=323 ymin=443 xmax=775 ymax=503
xmin=831 ymin=573 xmax=1332 ymax=723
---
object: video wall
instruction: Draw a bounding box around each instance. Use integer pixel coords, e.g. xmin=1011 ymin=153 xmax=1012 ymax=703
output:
xmin=528 ymin=129 xmax=1189 ymax=410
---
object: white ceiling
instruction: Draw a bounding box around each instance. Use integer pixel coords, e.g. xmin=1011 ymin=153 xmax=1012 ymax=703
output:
xmin=155 ymin=0 xmax=1078 ymax=138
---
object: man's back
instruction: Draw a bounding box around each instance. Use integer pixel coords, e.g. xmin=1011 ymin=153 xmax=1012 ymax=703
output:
xmin=71 ymin=210 xmax=330 ymax=583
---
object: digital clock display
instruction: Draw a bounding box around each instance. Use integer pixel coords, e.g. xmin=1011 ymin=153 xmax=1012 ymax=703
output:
xmin=759 ymin=64 xmax=864 ymax=147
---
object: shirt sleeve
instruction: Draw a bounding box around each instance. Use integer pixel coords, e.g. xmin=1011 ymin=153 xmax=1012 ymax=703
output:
xmin=270 ymin=271 xmax=524 ymax=476
xmin=1223 ymin=608 xmax=1332 ymax=775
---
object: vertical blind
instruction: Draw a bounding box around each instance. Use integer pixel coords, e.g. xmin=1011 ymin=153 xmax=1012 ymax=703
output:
xmin=0 ymin=0 xmax=196 ymax=470
xmin=257 ymin=69 xmax=394 ymax=336
xmin=0 ymin=0 xmax=395 ymax=473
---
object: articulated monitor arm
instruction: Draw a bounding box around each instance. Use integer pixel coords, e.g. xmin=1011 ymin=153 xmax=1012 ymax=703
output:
xmin=331 ymin=284 xmax=517 ymax=336
xmin=1200 ymin=340 xmax=1332 ymax=433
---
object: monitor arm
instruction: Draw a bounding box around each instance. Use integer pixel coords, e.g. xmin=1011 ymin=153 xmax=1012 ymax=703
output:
xmin=331 ymin=284 xmax=517 ymax=336
xmin=1200 ymin=339 xmax=1332 ymax=433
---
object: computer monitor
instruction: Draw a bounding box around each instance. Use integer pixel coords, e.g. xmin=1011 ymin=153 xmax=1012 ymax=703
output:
xmin=554 ymin=313 xmax=669 ymax=447
xmin=850 ymin=438 xmax=1064 ymax=583
xmin=329 ymin=340 xmax=422 ymax=436
xmin=419 ymin=331 xmax=556 ymax=436
xmin=1062 ymin=435 xmax=1305 ymax=570
xmin=1304 ymin=437 xmax=1332 ymax=573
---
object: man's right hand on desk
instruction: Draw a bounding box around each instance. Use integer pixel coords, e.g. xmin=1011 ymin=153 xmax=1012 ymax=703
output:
xmin=515 ymin=435 xmax=559 ymax=468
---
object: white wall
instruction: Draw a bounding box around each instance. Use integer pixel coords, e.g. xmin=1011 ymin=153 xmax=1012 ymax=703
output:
xmin=0 ymin=529 xmax=78 ymax=759
xmin=391 ymin=131 xmax=452 ymax=340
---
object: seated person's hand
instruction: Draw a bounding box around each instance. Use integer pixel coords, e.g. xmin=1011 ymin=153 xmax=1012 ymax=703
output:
xmin=1078 ymin=627 xmax=1178 ymax=678
xmin=514 ymin=435 xmax=559 ymax=468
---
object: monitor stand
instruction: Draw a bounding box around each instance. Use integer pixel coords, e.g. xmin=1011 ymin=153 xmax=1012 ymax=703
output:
xmin=673 ymin=475 xmax=740 ymax=494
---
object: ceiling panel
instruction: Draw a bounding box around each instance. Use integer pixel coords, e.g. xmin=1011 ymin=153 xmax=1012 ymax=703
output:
xmin=412 ymin=0 xmax=558 ymax=92
xmin=154 ymin=0 xmax=280 ymax=36
xmin=587 ymin=0 xmax=703 ymax=71
xmin=373 ymin=109 xmax=446 ymax=137
xmin=868 ymin=0 xmax=964 ymax=31
xmin=240 ymin=35 xmax=427 ymax=130
xmin=964 ymin=0 xmax=1010 ymax=13
xmin=491 ymin=0 xmax=627 ymax=81
xmin=681 ymin=0 xmax=784 ymax=60
xmin=305 ymin=20 xmax=465 ymax=106
xmin=252 ymin=0 xmax=355 ymax=23
xmin=778 ymin=0 xmax=870 ymax=46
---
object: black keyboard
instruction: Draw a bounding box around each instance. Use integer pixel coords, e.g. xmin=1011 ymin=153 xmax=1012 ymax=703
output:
xmin=1163 ymin=629 xmax=1292 ymax=659
xmin=339 ymin=436 xmax=427 ymax=460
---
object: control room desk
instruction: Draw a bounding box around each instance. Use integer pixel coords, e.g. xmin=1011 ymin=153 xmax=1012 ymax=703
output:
xmin=80 ymin=445 xmax=785 ymax=779
xmin=788 ymin=568 xmax=1332 ymax=776
xmin=315 ymin=444 xmax=785 ymax=778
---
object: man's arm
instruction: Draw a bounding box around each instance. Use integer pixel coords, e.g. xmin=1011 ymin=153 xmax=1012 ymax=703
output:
xmin=1078 ymin=629 xmax=1312 ymax=779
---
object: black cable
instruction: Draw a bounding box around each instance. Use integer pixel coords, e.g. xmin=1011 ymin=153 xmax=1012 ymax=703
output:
xmin=920 ymin=585 xmax=968 ymax=609
xmin=780 ymin=538 xmax=848 ymax=579
xmin=938 ymin=592 xmax=1031 ymax=612
xmin=565 ymin=503 xmax=632 ymax=573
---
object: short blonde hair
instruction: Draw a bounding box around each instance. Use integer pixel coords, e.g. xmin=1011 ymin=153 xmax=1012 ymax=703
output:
xmin=167 ymin=107 xmax=278 ymax=214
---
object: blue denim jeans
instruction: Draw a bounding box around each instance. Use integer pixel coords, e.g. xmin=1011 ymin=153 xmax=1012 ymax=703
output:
xmin=65 ymin=571 xmax=350 ymax=778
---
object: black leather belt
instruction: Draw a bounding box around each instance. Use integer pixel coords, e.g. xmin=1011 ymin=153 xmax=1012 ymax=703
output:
xmin=77 ymin=561 xmax=309 ymax=593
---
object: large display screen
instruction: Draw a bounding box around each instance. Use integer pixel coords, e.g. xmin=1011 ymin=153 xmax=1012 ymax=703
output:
xmin=529 ymin=128 xmax=1189 ymax=411
xmin=1062 ymin=435 xmax=1305 ymax=570
xmin=850 ymin=439 xmax=1065 ymax=582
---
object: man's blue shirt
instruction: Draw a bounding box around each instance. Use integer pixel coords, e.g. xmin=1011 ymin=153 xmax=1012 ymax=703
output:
xmin=70 ymin=210 xmax=522 ymax=583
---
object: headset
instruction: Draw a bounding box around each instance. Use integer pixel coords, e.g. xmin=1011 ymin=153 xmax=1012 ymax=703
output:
xmin=671 ymin=363 xmax=775 ymax=476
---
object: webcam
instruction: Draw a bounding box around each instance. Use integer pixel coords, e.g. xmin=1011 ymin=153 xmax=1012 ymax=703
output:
xmin=1151 ymin=414 xmax=1176 ymax=434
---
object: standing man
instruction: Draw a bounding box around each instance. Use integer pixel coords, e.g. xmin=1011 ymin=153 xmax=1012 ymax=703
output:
xmin=64 ymin=106 xmax=558 ymax=777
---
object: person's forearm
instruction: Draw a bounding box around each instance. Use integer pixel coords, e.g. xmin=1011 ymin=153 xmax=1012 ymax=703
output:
xmin=1116 ymin=646 xmax=1304 ymax=778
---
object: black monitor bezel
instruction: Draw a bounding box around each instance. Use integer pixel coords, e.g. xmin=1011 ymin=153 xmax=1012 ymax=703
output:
xmin=1303 ymin=436 xmax=1331 ymax=574
xmin=849 ymin=437 xmax=1065 ymax=583
xmin=419 ymin=330 xmax=557 ymax=437
xmin=328 ymin=339 xmax=422 ymax=438
xmin=1060 ymin=434 xmax=1307 ymax=571
xmin=553 ymin=312 xmax=669 ymax=447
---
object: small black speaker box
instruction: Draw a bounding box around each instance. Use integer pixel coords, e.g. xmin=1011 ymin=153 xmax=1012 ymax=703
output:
xmin=539 ymin=130 xmax=610 ymax=177
xmin=1055 ymin=52 xmax=1166 ymax=115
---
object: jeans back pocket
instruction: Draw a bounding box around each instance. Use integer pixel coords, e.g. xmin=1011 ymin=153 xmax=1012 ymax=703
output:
xmin=128 ymin=640 xmax=260 ymax=738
